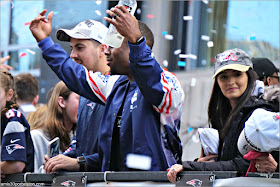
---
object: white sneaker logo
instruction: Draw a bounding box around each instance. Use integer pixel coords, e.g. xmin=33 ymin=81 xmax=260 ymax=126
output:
xmin=10 ymin=139 xmax=20 ymax=143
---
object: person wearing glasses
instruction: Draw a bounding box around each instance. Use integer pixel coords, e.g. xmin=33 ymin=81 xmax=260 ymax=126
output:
xmin=252 ymin=58 xmax=279 ymax=86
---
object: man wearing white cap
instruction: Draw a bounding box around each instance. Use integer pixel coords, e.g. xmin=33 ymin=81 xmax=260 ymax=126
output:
xmin=31 ymin=12 xmax=110 ymax=172
xmin=30 ymin=6 xmax=184 ymax=172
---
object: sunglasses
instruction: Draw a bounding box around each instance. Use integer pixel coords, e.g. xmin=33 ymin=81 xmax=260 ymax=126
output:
xmin=269 ymin=76 xmax=280 ymax=81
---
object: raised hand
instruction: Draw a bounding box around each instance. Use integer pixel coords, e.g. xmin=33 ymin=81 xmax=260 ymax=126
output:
xmin=29 ymin=9 xmax=54 ymax=42
xmin=0 ymin=55 xmax=13 ymax=71
xmin=104 ymin=5 xmax=142 ymax=44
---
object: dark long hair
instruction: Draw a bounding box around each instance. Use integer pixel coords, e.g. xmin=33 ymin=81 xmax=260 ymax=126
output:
xmin=208 ymin=69 xmax=258 ymax=155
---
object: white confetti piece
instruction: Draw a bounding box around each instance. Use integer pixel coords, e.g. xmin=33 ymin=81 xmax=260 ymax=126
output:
xmin=188 ymin=54 xmax=197 ymax=60
xmin=126 ymin=153 xmax=151 ymax=170
xmin=174 ymin=49 xmax=181 ymax=55
xmin=202 ymin=0 xmax=209 ymax=4
xmin=207 ymin=41 xmax=214 ymax=47
xmin=163 ymin=60 xmax=168 ymax=67
xmin=210 ymin=29 xmax=217 ymax=34
xmin=136 ymin=8 xmax=141 ymax=14
xmin=183 ymin=16 xmax=193 ymax=21
xmin=192 ymin=134 xmax=200 ymax=143
xmin=95 ymin=10 xmax=101 ymax=16
xmin=207 ymin=8 xmax=212 ymax=13
xmin=201 ymin=59 xmax=207 ymax=66
xmin=191 ymin=78 xmax=197 ymax=87
xmin=179 ymin=54 xmax=189 ymax=59
xmin=201 ymin=35 xmax=210 ymax=41
xmin=96 ymin=0 xmax=102 ymax=5
xmin=26 ymin=49 xmax=35 ymax=55
xmin=179 ymin=54 xmax=197 ymax=60
xmin=164 ymin=34 xmax=173 ymax=40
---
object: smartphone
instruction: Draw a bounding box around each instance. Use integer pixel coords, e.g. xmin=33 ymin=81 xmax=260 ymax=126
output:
xmin=48 ymin=137 xmax=60 ymax=158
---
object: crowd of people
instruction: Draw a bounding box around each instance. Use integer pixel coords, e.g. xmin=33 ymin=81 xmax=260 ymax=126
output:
xmin=1 ymin=5 xmax=279 ymax=183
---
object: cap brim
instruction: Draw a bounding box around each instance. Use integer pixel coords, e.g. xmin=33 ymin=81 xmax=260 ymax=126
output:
xmin=56 ymin=29 xmax=91 ymax=42
xmin=212 ymin=64 xmax=250 ymax=79
xmin=237 ymin=129 xmax=253 ymax=156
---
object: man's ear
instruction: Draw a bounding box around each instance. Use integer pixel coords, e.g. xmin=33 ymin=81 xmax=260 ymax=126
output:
xmin=6 ymin=89 xmax=14 ymax=102
xmin=266 ymin=77 xmax=272 ymax=86
xmin=99 ymin=44 xmax=108 ymax=57
xmin=32 ymin=95 xmax=39 ymax=106
xmin=57 ymin=96 xmax=65 ymax=108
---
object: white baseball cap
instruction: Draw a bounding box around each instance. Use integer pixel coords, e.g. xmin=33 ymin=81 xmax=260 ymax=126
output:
xmin=56 ymin=20 xmax=108 ymax=44
xmin=237 ymin=108 xmax=280 ymax=156
xmin=198 ymin=128 xmax=219 ymax=155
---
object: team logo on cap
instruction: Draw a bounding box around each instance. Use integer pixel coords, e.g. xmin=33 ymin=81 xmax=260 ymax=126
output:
xmin=219 ymin=52 xmax=238 ymax=63
xmin=6 ymin=144 xmax=25 ymax=154
xmin=84 ymin=20 xmax=94 ymax=28
xmin=273 ymin=114 xmax=280 ymax=120
xmin=186 ymin=179 xmax=202 ymax=187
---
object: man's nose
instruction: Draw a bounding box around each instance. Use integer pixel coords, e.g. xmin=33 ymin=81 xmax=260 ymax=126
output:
xmin=70 ymin=50 xmax=77 ymax=59
xmin=105 ymin=46 xmax=113 ymax=55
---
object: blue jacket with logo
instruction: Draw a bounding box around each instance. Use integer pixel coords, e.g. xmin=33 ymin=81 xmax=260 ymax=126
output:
xmin=63 ymin=96 xmax=104 ymax=171
xmin=38 ymin=37 xmax=184 ymax=171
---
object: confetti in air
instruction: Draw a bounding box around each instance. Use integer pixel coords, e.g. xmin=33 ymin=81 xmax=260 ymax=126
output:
xmin=201 ymin=59 xmax=207 ymax=66
xmin=188 ymin=54 xmax=197 ymax=60
xmin=163 ymin=60 xmax=168 ymax=67
xmin=164 ymin=34 xmax=173 ymax=40
xmin=24 ymin=22 xmax=31 ymax=26
xmin=249 ymin=36 xmax=256 ymax=41
xmin=26 ymin=49 xmax=35 ymax=55
xmin=96 ymin=0 xmax=102 ymax=5
xmin=162 ymin=31 xmax=168 ymax=35
xmin=19 ymin=53 xmax=27 ymax=58
xmin=179 ymin=54 xmax=189 ymax=59
xmin=179 ymin=54 xmax=197 ymax=60
xmin=202 ymin=0 xmax=209 ymax=4
xmin=183 ymin=16 xmax=193 ymax=21
xmin=177 ymin=61 xmax=186 ymax=67
xmin=95 ymin=10 xmax=101 ymax=16
xmin=136 ymin=8 xmax=141 ymax=14
xmin=207 ymin=8 xmax=212 ymax=13
xmin=201 ymin=35 xmax=210 ymax=41
xmin=191 ymin=78 xmax=197 ymax=87
xmin=174 ymin=49 xmax=181 ymax=55
xmin=187 ymin=127 xmax=193 ymax=132
xmin=147 ymin=14 xmax=154 ymax=19
xmin=210 ymin=29 xmax=217 ymax=34
xmin=207 ymin=41 xmax=214 ymax=47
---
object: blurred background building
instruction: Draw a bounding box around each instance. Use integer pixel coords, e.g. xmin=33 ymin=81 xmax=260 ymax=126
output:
xmin=1 ymin=0 xmax=279 ymax=161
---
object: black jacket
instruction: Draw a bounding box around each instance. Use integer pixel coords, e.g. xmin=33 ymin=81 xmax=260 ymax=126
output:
xmin=182 ymin=97 xmax=278 ymax=175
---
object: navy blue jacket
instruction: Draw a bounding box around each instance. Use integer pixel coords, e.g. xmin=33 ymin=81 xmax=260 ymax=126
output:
xmin=38 ymin=37 xmax=184 ymax=171
xmin=63 ymin=96 xmax=104 ymax=171
xmin=1 ymin=109 xmax=34 ymax=172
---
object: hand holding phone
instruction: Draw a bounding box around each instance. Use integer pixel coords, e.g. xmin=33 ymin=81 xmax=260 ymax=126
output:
xmin=48 ymin=137 xmax=60 ymax=158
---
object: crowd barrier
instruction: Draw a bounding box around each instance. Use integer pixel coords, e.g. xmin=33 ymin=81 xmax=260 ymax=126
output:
xmin=1 ymin=171 xmax=279 ymax=186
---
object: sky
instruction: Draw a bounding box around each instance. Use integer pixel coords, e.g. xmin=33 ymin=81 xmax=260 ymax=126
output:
xmin=227 ymin=0 xmax=279 ymax=48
